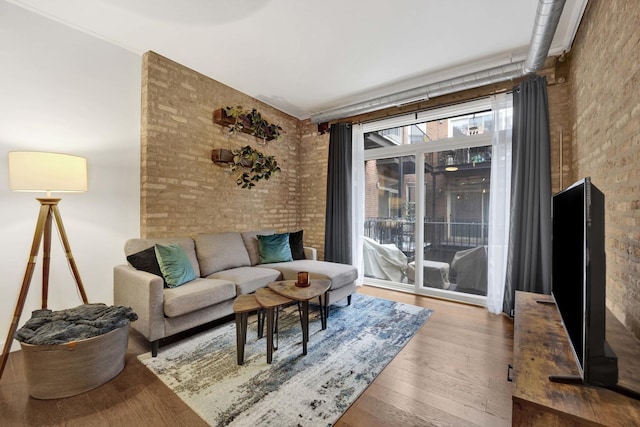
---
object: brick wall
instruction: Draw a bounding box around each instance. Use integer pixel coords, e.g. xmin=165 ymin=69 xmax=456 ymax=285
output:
xmin=141 ymin=52 xmax=302 ymax=239
xmin=568 ymin=0 xmax=640 ymax=338
xmin=547 ymin=68 xmax=573 ymax=193
xmin=298 ymin=119 xmax=329 ymax=260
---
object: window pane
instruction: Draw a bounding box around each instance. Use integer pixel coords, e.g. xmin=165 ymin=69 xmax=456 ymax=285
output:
xmin=362 ymin=98 xmax=498 ymax=302
xmin=364 ymin=111 xmax=492 ymax=149
xmin=420 ymin=148 xmax=490 ymax=296
xmin=448 ymin=111 xmax=494 ymax=137
xmin=363 ymin=145 xmax=491 ymax=297
xmin=363 ymin=155 xmax=415 ymax=283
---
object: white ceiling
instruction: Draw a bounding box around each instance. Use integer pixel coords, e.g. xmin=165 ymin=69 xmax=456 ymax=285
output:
xmin=8 ymin=0 xmax=587 ymax=119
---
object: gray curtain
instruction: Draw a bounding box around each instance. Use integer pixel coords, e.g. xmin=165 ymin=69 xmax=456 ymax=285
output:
xmin=324 ymin=123 xmax=352 ymax=264
xmin=503 ymin=76 xmax=552 ymax=315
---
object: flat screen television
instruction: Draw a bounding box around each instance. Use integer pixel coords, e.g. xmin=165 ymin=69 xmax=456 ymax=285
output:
xmin=551 ymin=177 xmax=618 ymax=387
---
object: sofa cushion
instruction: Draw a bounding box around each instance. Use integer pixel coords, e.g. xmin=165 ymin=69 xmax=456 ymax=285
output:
xmin=195 ymin=232 xmax=251 ymax=276
xmin=207 ymin=266 xmax=282 ymax=295
xmin=241 ymin=230 xmax=275 ymax=266
xmin=125 ymin=237 xmax=200 ymax=277
xmin=258 ymin=233 xmax=293 ymax=264
xmin=288 ymin=230 xmax=306 ymax=260
xmin=265 ymin=260 xmax=358 ymax=290
xmin=155 ymin=244 xmax=197 ymax=288
xmin=163 ymin=278 xmax=236 ymax=318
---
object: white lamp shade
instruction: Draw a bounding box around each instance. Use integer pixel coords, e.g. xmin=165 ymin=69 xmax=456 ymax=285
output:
xmin=8 ymin=151 xmax=88 ymax=193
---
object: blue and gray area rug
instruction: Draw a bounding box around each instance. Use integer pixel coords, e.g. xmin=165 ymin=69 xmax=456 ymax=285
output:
xmin=139 ymin=293 xmax=432 ymax=426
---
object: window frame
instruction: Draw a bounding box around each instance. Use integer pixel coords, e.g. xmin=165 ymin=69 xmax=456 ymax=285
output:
xmin=361 ymin=97 xmax=494 ymax=306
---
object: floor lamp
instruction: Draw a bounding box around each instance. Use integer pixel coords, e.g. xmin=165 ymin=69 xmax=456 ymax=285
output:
xmin=0 ymin=152 xmax=89 ymax=381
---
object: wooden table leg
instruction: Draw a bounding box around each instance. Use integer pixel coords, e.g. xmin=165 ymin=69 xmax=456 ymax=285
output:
xmin=320 ymin=294 xmax=327 ymax=330
xmin=274 ymin=306 xmax=279 ymax=351
xmin=324 ymin=293 xmax=330 ymax=319
xmin=235 ymin=312 xmax=247 ymax=365
xmin=302 ymin=300 xmax=309 ymax=355
xmin=266 ymin=308 xmax=275 ymax=364
xmin=257 ymin=309 xmax=264 ymax=339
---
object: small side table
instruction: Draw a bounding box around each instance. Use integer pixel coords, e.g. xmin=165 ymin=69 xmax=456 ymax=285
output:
xmin=255 ymin=288 xmax=292 ymax=364
xmin=268 ymin=280 xmax=330 ymax=356
xmin=232 ymin=294 xmax=262 ymax=365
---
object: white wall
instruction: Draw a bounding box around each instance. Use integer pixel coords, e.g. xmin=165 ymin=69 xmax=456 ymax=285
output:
xmin=0 ymin=2 xmax=141 ymax=352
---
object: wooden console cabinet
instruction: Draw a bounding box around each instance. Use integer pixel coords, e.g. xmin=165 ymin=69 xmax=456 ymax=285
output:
xmin=512 ymin=291 xmax=640 ymax=426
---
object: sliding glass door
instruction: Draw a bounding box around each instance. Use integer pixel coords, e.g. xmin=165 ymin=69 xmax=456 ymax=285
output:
xmin=361 ymin=99 xmax=496 ymax=304
xmin=363 ymin=154 xmax=416 ymax=283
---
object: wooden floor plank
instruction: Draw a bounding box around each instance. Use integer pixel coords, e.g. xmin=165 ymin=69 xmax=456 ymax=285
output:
xmin=339 ymin=383 xmax=477 ymax=427
xmin=0 ymin=285 xmax=514 ymax=426
xmin=334 ymin=286 xmax=514 ymax=426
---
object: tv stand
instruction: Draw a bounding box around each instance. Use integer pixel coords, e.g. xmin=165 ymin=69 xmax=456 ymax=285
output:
xmin=535 ymin=299 xmax=556 ymax=305
xmin=548 ymin=375 xmax=640 ymax=401
xmin=512 ymin=291 xmax=640 ymax=425
xmin=610 ymin=384 xmax=640 ymax=401
xmin=547 ymin=377 xmax=640 ymax=400
xmin=548 ymin=374 xmax=583 ymax=384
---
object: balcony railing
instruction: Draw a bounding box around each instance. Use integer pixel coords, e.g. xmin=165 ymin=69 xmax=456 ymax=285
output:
xmin=364 ymin=218 xmax=488 ymax=261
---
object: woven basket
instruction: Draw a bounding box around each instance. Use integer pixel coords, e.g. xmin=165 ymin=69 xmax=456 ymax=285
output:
xmin=20 ymin=323 xmax=129 ymax=399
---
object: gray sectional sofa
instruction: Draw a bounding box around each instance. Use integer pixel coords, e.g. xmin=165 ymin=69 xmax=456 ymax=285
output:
xmin=113 ymin=230 xmax=358 ymax=356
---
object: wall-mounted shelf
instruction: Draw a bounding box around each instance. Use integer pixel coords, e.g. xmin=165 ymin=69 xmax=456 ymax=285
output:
xmin=212 ymin=109 xmax=236 ymax=128
xmin=212 ymin=108 xmax=282 ymax=142
xmin=211 ymin=146 xmax=280 ymax=190
xmin=211 ymin=148 xmax=234 ymax=164
xmin=211 ymin=148 xmax=250 ymax=167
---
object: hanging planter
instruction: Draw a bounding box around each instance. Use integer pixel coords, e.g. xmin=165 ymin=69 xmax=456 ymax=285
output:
xmin=213 ymin=106 xmax=283 ymax=142
xmin=211 ymin=145 xmax=280 ymax=190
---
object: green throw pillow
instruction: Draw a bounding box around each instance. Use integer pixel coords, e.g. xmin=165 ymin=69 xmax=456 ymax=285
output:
xmin=154 ymin=243 xmax=197 ymax=288
xmin=258 ymin=233 xmax=293 ymax=264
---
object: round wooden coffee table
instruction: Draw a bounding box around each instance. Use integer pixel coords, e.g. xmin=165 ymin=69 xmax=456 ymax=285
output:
xmin=268 ymin=280 xmax=330 ymax=356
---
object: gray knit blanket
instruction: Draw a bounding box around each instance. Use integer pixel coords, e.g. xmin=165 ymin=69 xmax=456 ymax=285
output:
xmin=15 ymin=303 xmax=138 ymax=345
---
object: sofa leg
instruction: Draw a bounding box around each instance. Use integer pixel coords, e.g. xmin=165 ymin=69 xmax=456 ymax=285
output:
xmin=348 ymin=295 xmax=352 ymax=306
xmin=151 ymin=340 xmax=159 ymax=357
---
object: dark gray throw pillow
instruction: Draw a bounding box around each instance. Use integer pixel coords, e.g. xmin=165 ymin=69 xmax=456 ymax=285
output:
xmin=289 ymin=229 xmax=305 ymax=260
xmin=127 ymin=246 xmax=164 ymax=281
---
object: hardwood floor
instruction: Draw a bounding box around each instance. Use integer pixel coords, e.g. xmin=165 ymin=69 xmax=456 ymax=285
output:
xmin=0 ymin=286 xmax=514 ymax=426
xmin=338 ymin=286 xmax=514 ymax=427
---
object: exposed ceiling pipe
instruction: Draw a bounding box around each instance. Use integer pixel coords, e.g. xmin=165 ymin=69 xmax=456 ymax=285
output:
xmin=310 ymin=0 xmax=566 ymax=124
xmin=424 ymin=61 xmax=525 ymax=99
xmin=524 ymin=0 xmax=567 ymax=73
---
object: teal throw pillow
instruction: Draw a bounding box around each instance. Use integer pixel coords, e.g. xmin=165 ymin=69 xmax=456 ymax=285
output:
xmin=154 ymin=243 xmax=197 ymax=288
xmin=258 ymin=232 xmax=293 ymax=264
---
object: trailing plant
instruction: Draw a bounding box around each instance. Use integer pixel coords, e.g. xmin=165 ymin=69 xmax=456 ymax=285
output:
xmin=223 ymin=105 xmax=247 ymax=136
xmin=247 ymin=108 xmax=267 ymax=139
xmin=222 ymin=106 xmax=283 ymax=142
xmin=229 ymin=145 xmax=281 ymax=189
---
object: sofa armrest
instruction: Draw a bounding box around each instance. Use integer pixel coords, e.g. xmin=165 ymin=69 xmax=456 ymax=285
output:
xmin=113 ymin=264 xmax=165 ymax=343
xmin=303 ymin=246 xmax=317 ymax=261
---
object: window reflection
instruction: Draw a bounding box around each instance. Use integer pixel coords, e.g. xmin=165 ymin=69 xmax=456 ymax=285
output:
xmin=363 ymin=135 xmax=491 ymax=296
